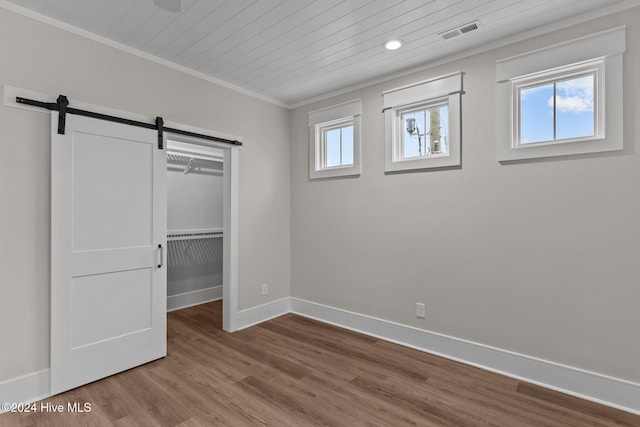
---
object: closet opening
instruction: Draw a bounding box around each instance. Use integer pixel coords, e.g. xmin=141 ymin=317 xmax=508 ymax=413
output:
xmin=165 ymin=134 xmax=240 ymax=332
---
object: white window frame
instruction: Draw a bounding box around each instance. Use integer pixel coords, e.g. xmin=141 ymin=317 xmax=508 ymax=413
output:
xmin=309 ymin=99 xmax=361 ymax=179
xmin=496 ymin=26 xmax=625 ymax=162
xmin=383 ymin=72 xmax=462 ymax=172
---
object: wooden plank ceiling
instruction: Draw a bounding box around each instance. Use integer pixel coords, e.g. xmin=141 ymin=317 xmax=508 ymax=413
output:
xmin=6 ymin=0 xmax=635 ymax=106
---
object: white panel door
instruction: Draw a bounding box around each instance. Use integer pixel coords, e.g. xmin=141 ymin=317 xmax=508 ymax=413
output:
xmin=50 ymin=112 xmax=166 ymax=395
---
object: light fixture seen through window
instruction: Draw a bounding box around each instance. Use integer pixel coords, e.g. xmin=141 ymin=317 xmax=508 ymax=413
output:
xmin=385 ymin=40 xmax=403 ymax=50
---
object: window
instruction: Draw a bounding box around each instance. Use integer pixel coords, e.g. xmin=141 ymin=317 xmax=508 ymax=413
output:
xmin=320 ymin=119 xmax=354 ymax=168
xmin=383 ymin=72 xmax=462 ymax=172
xmin=514 ymin=61 xmax=602 ymax=148
xmin=497 ymin=27 xmax=625 ymax=161
xmin=309 ymin=100 xmax=361 ymax=179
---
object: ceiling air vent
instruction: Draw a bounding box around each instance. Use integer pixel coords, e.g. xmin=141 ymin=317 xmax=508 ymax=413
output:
xmin=438 ymin=20 xmax=481 ymax=41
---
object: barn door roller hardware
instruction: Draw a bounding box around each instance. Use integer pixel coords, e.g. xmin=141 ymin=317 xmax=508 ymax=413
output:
xmin=15 ymin=94 xmax=243 ymax=149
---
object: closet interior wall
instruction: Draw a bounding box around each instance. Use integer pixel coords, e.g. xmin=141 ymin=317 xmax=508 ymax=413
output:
xmin=167 ymin=143 xmax=224 ymax=309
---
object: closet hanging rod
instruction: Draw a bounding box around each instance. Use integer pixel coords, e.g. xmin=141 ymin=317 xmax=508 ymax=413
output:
xmin=16 ymin=95 xmax=243 ymax=149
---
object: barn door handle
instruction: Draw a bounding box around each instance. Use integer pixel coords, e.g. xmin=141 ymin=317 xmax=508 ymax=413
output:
xmin=158 ymin=244 xmax=164 ymax=268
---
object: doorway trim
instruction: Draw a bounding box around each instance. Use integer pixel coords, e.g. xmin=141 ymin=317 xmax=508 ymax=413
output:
xmin=3 ymin=84 xmax=242 ymax=333
xmin=165 ymin=133 xmax=240 ymax=332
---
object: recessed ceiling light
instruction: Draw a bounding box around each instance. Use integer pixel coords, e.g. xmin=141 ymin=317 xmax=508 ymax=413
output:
xmin=385 ymin=40 xmax=403 ymax=51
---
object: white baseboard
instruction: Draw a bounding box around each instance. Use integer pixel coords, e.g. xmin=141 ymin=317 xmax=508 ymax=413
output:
xmin=0 ymin=369 xmax=50 ymax=413
xmin=236 ymin=297 xmax=291 ymax=330
xmin=290 ymin=297 xmax=640 ymax=415
xmin=5 ymin=297 xmax=638 ymax=416
xmin=167 ymin=286 xmax=222 ymax=312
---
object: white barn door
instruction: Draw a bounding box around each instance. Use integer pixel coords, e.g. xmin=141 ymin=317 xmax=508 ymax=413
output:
xmin=50 ymin=112 xmax=166 ymax=395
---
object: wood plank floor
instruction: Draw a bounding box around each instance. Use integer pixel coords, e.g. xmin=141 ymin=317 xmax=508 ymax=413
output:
xmin=2 ymin=300 xmax=638 ymax=426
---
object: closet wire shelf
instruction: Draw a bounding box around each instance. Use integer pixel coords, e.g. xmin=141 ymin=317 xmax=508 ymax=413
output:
xmin=168 ymin=230 xmax=223 ymax=241
xmin=167 ymin=230 xmax=223 ymax=268
xmin=167 ymin=151 xmax=223 ymax=163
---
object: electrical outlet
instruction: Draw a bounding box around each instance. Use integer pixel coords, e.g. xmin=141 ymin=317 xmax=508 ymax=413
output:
xmin=416 ymin=302 xmax=426 ymax=319
xmin=261 ymin=283 xmax=268 ymax=296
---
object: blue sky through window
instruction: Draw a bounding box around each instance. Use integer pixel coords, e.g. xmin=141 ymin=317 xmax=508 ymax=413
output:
xmin=556 ymin=76 xmax=594 ymax=139
xmin=325 ymin=125 xmax=353 ymax=167
xmin=342 ymin=125 xmax=353 ymax=165
xmin=520 ymin=75 xmax=594 ymax=144
xmin=520 ymin=84 xmax=554 ymax=143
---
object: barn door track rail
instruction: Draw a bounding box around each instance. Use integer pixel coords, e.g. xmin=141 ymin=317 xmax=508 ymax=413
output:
xmin=16 ymin=94 xmax=243 ymax=149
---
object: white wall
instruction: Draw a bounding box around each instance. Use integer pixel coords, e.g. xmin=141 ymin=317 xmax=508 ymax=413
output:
xmin=167 ymin=161 xmax=223 ymax=232
xmin=0 ymin=8 xmax=291 ymax=382
xmin=290 ymin=8 xmax=640 ymax=383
